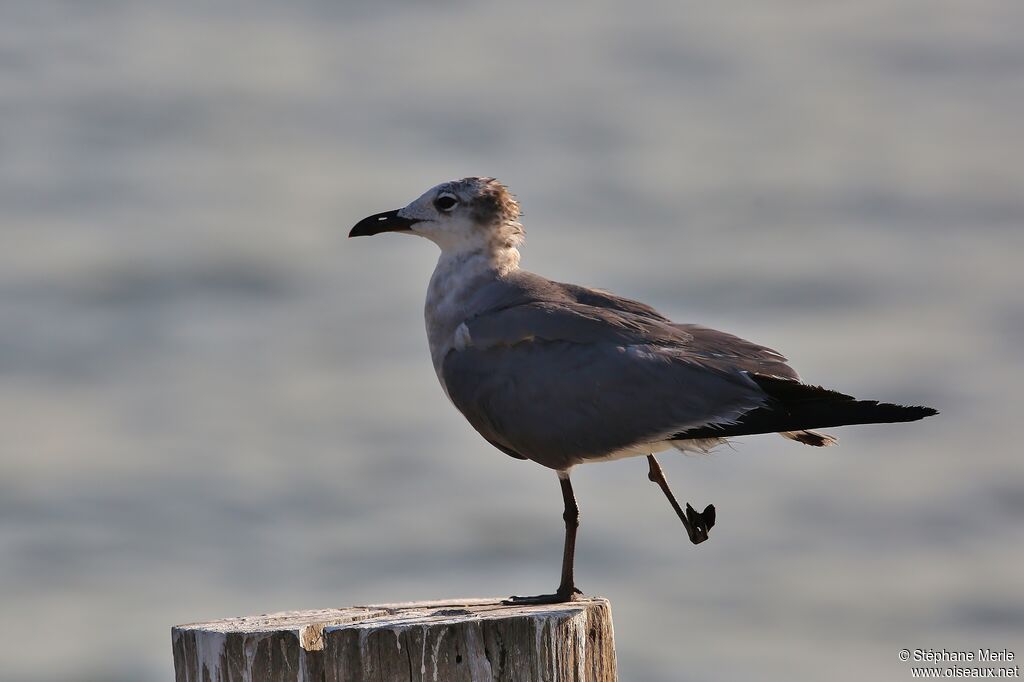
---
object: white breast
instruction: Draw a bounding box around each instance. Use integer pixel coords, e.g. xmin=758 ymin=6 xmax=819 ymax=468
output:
xmin=424 ymin=252 xmax=493 ymax=382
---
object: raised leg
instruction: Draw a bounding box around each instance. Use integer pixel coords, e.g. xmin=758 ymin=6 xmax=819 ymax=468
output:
xmin=505 ymin=471 xmax=584 ymax=604
xmin=646 ymin=454 xmax=715 ymax=544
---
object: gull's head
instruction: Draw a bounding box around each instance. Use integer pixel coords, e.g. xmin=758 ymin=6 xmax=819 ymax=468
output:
xmin=350 ymin=177 xmax=524 ymax=256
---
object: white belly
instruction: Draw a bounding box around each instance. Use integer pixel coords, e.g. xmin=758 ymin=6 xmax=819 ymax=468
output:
xmin=583 ymin=437 xmax=727 ymax=464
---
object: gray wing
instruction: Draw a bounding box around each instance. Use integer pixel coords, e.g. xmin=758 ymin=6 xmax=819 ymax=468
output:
xmin=673 ymin=324 xmax=798 ymax=380
xmin=464 ymin=300 xmax=684 ymax=347
xmin=555 ymin=281 xmax=672 ymax=322
xmin=480 ymin=270 xmax=673 ymax=323
xmin=442 ymin=302 xmax=771 ymax=470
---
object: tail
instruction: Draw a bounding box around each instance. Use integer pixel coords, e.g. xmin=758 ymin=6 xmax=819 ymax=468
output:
xmin=674 ymin=374 xmax=938 ymax=441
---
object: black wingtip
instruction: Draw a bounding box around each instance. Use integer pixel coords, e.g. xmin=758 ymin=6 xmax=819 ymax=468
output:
xmin=673 ymin=378 xmax=939 ymax=441
xmin=882 ymin=404 xmax=938 ymax=422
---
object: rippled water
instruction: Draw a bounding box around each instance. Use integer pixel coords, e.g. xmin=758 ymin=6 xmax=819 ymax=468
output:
xmin=2 ymin=2 xmax=1022 ymax=680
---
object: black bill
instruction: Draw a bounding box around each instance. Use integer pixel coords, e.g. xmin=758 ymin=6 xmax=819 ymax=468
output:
xmin=349 ymin=209 xmax=420 ymax=237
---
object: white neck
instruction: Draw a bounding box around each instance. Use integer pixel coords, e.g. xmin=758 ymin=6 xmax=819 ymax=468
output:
xmin=425 ymin=219 xmax=523 ymax=277
xmin=427 ymin=241 xmax=520 ymax=317
xmin=440 ymin=243 xmax=520 ymax=276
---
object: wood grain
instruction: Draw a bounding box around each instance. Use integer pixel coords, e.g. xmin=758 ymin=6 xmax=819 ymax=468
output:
xmin=172 ymin=597 xmax=617 ymax=682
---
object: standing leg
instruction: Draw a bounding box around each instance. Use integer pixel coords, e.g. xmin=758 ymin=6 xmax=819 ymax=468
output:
xmin=555 ymin=471 xmax=581 ymax=598
xmin=646 ymin=454 xmax=716 ymax=544
xmin=506 ymin=471 xmax=584 ymax=604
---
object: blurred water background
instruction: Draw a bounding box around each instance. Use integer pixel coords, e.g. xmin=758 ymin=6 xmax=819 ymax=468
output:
xmin=2 ymin=2 xmax=1023 ymax=680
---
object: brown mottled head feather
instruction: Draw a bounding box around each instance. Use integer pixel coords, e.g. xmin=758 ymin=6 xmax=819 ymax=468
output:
xmin=464 ymin=177 xmax=521 ymax=226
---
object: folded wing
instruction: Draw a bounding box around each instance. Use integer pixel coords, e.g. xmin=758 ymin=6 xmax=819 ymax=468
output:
xmin=441 ymin=300 xmax=771 ymax=469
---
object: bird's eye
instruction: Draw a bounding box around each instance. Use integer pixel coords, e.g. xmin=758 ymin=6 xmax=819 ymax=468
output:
xmin=434 ymin=195 xmax=458 ymax=211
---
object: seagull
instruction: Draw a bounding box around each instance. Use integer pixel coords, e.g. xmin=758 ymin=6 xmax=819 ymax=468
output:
xmin=349 ymin=177 xmax=937 ymax=604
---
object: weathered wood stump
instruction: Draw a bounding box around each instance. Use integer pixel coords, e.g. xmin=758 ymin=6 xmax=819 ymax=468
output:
xmin=172 ymin=597 xmax=617 ymax=682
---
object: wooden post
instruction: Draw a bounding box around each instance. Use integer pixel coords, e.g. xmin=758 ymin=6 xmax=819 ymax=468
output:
xmin=172 ymin=597 xmax=617 ymax=682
